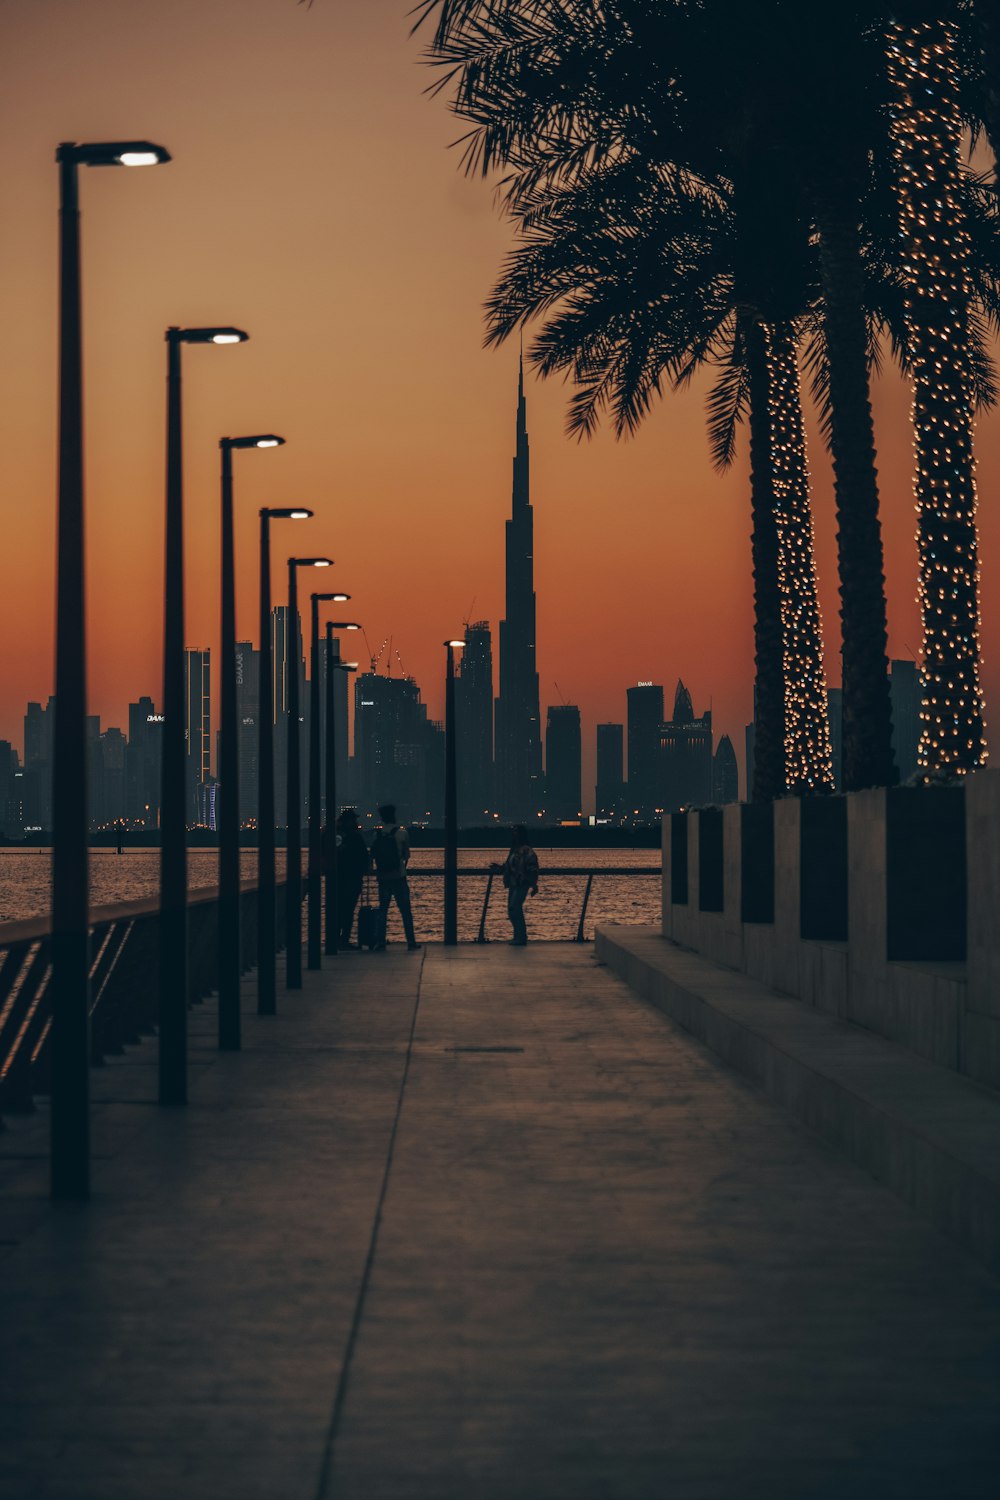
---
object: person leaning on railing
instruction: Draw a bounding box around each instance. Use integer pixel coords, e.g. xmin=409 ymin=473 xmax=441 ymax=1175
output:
xmin=491 ymin=826 xmax=539 ymax=947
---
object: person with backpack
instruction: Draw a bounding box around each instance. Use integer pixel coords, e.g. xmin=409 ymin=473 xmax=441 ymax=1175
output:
xmin=371 ymin=802 xmax=420 ymax=952
xmin=492 ymin=825 xmax=539 ymax=946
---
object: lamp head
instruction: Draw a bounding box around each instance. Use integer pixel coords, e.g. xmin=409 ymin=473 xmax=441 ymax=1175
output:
xmin=445 ymin=640 xmax=466 ymax=649
xmin=312 ymin=592 xmax=351 ymax=603
xmin=168 ymin=326 xmax=249 ymax=345
xmin=223 ymin=434 xmax=285 ymax=450
xmin=291 ymin=557 xmax=333 ymax=568
xmin=59 ymin=140 xmax=171 ymax=168
xmin=263 ymin=507 xmax=313 ymax=520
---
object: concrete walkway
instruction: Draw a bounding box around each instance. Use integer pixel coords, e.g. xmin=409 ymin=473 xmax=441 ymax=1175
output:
xmin=1 ymin=945 xmax=998 ymax=1499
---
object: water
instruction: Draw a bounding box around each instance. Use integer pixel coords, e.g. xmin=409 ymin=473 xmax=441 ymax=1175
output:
xmin=0 ymin=847 xmax=662 ymax=942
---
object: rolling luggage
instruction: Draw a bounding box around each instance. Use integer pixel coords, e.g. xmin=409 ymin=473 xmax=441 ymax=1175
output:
xmin=357 ymin=875 xmax=380 ymax=951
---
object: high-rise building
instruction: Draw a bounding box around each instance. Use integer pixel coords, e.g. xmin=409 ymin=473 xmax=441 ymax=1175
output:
xmin=827 ymin=687 xmax=843 ymax=790
xmin=0 ymin=740 xmax=17 ymax=838
xmin=596 ymin=723 xmax=624 ymax=821
xmin=495 ymin=360 xmax=543 ymax=820
xmin=235 ymin=640 xmax=260 ymax=823
xmin=98 ymin=728 xmax=127 ymax=828
xmin=126 ymin=697 xmax=163 ymax=827
xmin=890 ymin=659 xmax=920 ymax=782
xmin=185 ymin=649 xmax=211 ymax=823
xmin=713 ymin=735 xmax=739 ymax=805
xmin=272 ymin=605 xmax=307 ymax=825
xmin=354 ymin=671 xmax=427 ymax=825
xmin=545 ymin=705 xmax=582 ymax=822
xmin=317 ymin=634 xmax=350 ymax=823
xmin=626 ymin=683 xmax=664 ymax=820
xmin=23 ymin=698 xmax=55 ymax=829
xmin=456 ymin=620 xmax=494 ymax=825
xmin=661 ymin=680 xmax=713 ymax=811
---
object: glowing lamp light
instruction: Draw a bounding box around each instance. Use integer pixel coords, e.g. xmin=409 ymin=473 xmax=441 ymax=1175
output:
xmin=445 ymin=639 xmax=465 ymax=648
xmin=212 ymin=333 xmax=242 ymax=345
xmin=256 ymin=438 xmax=280 ymax=448
xmin=290 ymin=510 xmax=311 ymax=520
xmin=118 ymin=151 xmax=160 ymax=167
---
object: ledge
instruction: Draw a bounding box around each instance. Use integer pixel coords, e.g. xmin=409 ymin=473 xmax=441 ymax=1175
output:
xmin=596 ymin=924 xmax=1000 ymax=1271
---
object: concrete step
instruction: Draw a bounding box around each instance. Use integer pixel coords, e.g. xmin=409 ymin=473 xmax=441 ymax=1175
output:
xmin=596 ymin=924 xmax=1000 ymax=1271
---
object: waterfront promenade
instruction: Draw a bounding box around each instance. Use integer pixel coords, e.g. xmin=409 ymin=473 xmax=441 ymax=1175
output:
xmin=1 ymin=943 xmax=998 ymax=1499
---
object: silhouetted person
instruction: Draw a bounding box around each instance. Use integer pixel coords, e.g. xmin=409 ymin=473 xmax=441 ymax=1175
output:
xmin=331 ymin=808 xmax=368 ymax=949
xmin=492 ymin=825 xmax=539 ymax=946
xmin=371 ymin=802 xmax=420 ymax=952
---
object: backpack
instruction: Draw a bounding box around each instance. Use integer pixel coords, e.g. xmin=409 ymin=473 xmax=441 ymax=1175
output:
xmin=372 ymin=826 xmax=404 ymax=877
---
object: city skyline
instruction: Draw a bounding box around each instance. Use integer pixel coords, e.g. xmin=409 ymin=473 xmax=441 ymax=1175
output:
xmin=4 ymin=1 xmax=998 ymax=809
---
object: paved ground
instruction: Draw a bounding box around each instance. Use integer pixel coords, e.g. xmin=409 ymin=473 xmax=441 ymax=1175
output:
xmin=1 ymin=944 xmax=998 ymax=1499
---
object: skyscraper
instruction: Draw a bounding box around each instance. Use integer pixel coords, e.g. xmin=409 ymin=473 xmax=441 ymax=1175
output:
xmin=545 ymin=705 xmax=582 ymax=822
xmin=317 ymin=633 xmax=350 ymax=822
xmin=713 ymin=735 xmax=739 ymax=804
xmin=185 ymin=649 xmax=211 ymax=823
xmin=596 ymin=723 xmax=624 ymax=820
xmin=235 ymin=640 xmax=260 ymax=823
xmin=626 ymin=683 xmax=664 ymax=820
xmin=126 ymin=697 xmax=163 ymax=828
xmin=456 ymin=620 xmax=494 ymax=826
xmin=354 ymin=670 xmax=426 ymax=825
xmin=495 ymin=359 xmax=542 ymax=820
xmin=661 ymin=680 xmax=713 ymax=811
xmin=890 ymin=659 xmax=920 ymax=782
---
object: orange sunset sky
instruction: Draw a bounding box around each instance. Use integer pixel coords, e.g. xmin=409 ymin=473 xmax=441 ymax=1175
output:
xmin=2 ymin=0 xmax=999 ymax=810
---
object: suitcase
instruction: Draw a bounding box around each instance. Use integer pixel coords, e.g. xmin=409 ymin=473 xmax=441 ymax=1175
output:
xmin=357 ymin=876 xmax=381 ymax=950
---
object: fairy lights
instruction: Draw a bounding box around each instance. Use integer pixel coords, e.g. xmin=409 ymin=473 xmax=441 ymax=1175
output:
xmin=762 ymin=323 xmax=836 ymax=794
xmin=887 ymin=19 xmax=988 ymax=775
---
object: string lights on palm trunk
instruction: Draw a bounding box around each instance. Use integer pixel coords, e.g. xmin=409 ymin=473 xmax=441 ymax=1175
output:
xmin=762 ymin=323 xmax=835 ymax=794
xmin=888 ymin=18 xmax=988 ymax=776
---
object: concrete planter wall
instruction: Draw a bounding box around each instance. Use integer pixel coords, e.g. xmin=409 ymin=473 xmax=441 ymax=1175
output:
xmin=662 ymin=770 xmax=1000 ymax=1089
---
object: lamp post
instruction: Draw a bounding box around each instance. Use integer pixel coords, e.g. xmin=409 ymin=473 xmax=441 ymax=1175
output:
xmin=310 ymin=603 xmax=361 ymax=966
xmin=444 ymin=639 xmax=465 ymax=947
xmin=160 ymin=325 xmax=247 ymax=1109
xmin=286 ymin=557 xmax=333 ymax=987
xmin=257 ymin=508 xmax=312 ymax=1016
xmin=51 ymin=139 xmax=169 ymax=1202
xmin=325 ymin=626 xmax=359 ymax=955
xmin=307 ymin=597 xmax=356 ymax=969
xmin=217 ymin=434 xmax=284 ymax=1053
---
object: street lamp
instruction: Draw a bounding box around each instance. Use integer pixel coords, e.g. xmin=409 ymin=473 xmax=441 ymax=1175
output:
xmin=257 ymin=508 xmax=312 ymax=1016
xmin=286 ymin=557 xmax=333 ymax=988
xmin=217 ymin=434 xmax=285 ymax=1054
xmin=325 ymin=625 xmax=358 ymax=955
xmin=444 ymin=639 xmax=465 ymax=947
xmin=308 ymin=598 xmax=357 ymax=968
xmin=160 ymin=324 xmax=248 ymax=1109
xmin=51 ymin=138 xmax=169 ymax=1202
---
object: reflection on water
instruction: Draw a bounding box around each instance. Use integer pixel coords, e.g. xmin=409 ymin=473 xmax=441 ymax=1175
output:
xmin=0 ymin=847 xmax=661 ymax=942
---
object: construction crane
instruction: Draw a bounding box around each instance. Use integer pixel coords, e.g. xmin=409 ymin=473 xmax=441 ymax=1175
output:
xmin=553 ymin=680 xmax=569 ymax=706
xmin=361 ymin=630 xmax=389 ymax=675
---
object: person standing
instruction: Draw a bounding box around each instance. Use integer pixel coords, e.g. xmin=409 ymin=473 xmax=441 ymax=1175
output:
xmin=493 ymin=825 xmax=539 ymax=946
xmin=332 ymin=808 xmax=369 ymax=949
xmin=371 ymin=802 xmax=420 ymax=952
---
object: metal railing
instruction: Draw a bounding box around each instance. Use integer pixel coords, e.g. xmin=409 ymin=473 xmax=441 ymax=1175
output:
xmin=0 ymin=878 xmax=286 ymax=1124
xmin=399 ymin=865 xmax=662 ymax=944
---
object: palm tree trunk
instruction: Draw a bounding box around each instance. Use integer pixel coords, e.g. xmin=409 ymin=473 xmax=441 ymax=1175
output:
xmin=745 ymin=322 xmax=786 ymax=802
xmin=762 ymin=323 xmax=835 ymax=793
xmin=813 ymin=195 xmax=897 ymax=790
xmin=887 ymin=16 xmax=988 ymax=774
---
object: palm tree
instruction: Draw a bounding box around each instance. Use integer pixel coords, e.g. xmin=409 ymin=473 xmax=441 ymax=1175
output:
xmin=886 ymin=6 xmax=989 ymax=773
xmin=417 ymin=0 xmax=896 ymax=788
xmin=484 ymin=160 xmax=835 ymax=796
